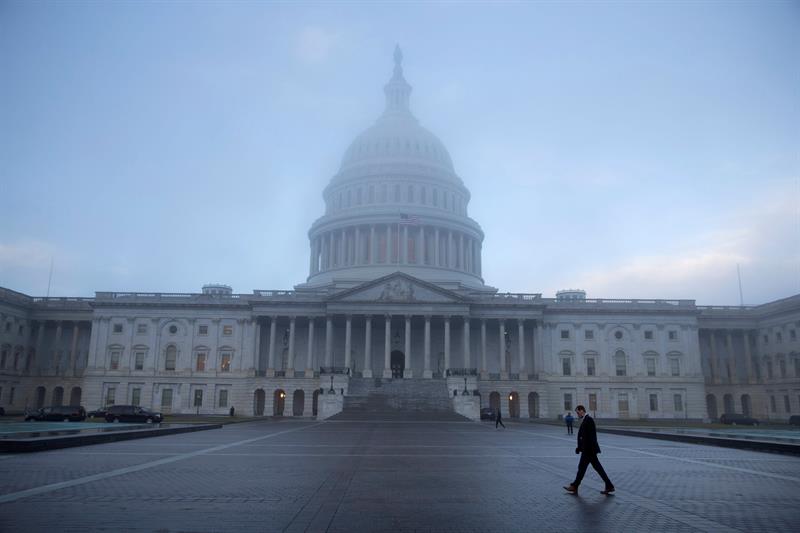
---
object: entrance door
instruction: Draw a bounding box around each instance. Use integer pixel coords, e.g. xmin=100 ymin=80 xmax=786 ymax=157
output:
xmin=390 ymin=350 xmax=405 ymax=379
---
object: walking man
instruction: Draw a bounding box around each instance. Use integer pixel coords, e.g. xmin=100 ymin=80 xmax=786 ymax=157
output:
xmin=564 ymin=405 xmax=615 ymax=495
xmin=565 ymin=411 xmax=574 ymax=435
xmin=495 ymin=407 xmax=506 ymax=429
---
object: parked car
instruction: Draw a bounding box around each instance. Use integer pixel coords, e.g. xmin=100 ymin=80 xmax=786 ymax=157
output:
xmin=0 ymin=406 xmax=5 ymax=416
xmin=719 ymin=413 xmax=759 ymax=426
xmin=789 ymin=415 xmax=800 ymax=426
xmin=105 ymin=405 xmax=163 ymax=424
xmin=480 ymin=407 xmax=497 ymax=420
xmin=25 ymin=405 xmax=86 ymax=422
xmin=87 ymin=408 xmax=109 ymax=419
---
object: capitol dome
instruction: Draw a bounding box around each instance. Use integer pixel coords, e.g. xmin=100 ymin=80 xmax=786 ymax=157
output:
xmin=300 ymin=46 xmax=491 ymax=293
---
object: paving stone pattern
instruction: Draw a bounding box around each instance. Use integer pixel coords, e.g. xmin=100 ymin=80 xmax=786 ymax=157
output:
xmin=1 ymin=419 xmax=799 ymax=532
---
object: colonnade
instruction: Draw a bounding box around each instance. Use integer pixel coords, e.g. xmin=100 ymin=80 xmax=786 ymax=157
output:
xmin=255 ymin=314 xmax=534 ymax=379
xmin=309 ymin=224 xmax=482 ymax=276
xmin=702 ymin=329 xmax=760 ymax=385
xmin=0 ymin=318 xmax=90 ymax=376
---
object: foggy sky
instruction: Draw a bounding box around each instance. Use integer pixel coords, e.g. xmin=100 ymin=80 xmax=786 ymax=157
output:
xmin=1 ymin=1 xmax=798 ymax=305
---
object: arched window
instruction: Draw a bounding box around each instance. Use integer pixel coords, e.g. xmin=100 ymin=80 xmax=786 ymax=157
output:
xmin=615 ymin=350 xmax=627 ymax=376
xmin=165 ymin=345 xmax=177 ymax=371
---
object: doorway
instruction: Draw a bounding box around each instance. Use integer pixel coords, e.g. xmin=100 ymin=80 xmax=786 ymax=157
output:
xmin=390 ymin=350 xmax=405 ymax=379
xmin=253 ymin=389 xmax=265 ymax=416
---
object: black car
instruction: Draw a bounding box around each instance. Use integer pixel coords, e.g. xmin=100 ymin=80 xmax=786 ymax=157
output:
xmin=25 ymin=405 xmax=86 ymax=422
xmin=719 ymin=413 xmax=759 ymax=426
xmin=0 ymin=406 xmax=4 ymax=416
xmin=480 ymin=407 xmax=497 ymax=420
xmin=87 ymin=408 xmax=108 ymax=419
xmin=105 ymin=405 xmax=163 ymax=424
xmin=789 ymin=415 xmax=800 ymax=426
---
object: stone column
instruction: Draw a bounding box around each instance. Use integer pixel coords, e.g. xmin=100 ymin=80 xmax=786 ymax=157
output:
xmin=383 ymin=315 xmax=392 ymax=378
xmin=340 ymin=229 xmax=346 ymax=266
xmin=69 ymin=322 xmax=80 ymax=376
xmin=434 ymin=228 xmax=440 ymax=266
xmin=708 ymin=330 xmax=719 ymax=384
xmin=355 ymin=226 xmax=361 ymax=265
xmin=387 ymin=225 xmax=393 ymax=264
xmin=477 ymin=242 xmax=482 ymax=276
xmin=467 ymin=239 xmax=473 ymax=273
xmin=286 ymin=316 xmax=296 ymax=377
xmin=743 ymin=330 xmax=754 ymax=383
xmin=420 ymin=226 xmax=426 ymax=265
xmin=444 ymin=317 xmax=451 ymax=374
xmin=499 ymin=319 xmax=507 ymax=379
xmin=726 ymin=330 xmax=736 ymax=384
xmin=267 ymin=317 xmax=277 ymax=377
xmin=463 ymin=316 xmax=470 ymax=368
xmin=363 ymin=316 xmax=373 ymax=378
xmin=252 ymin=318 xmax=261 ymax=375
xmin=34 ymin=320 xmax=45 ymax=373
xmin=481 ymin=319 xmax=488 ymax=378
xmin=403 ymin=225 xmax=409 ymax=264
xmin=344 ymin=315 xmax=352 ymax=372
xmin=459 ymin=233 xmax=465 ymax=270
xmin=518 ymin=319 xmax=525 ymax=379
xmin=52 ymin=321 xmax=63 ymax=373
xmin=309 ymin=238 xmax=315 ymax=274
xmin=325 ymin=316 xmax=333 ymax=366
xmin=370 ymin=225 xmax=376 ymax=265
xmin=306 ymin=318 xmax=315 ymax=374
xmin=423 ymin=315 xmax=432 ymax=378
xmin=448 ymin=231 xmax=454 ymax=268
xmin=328 ymin=232 xmax=334 ymax=269
xmin=404 ymin=315 xmax=412 ymax=377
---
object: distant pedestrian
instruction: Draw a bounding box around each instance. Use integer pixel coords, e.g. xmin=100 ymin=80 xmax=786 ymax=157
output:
xmin=229 ymin=406 xmax=235 ymax=417
xmin=563 ymin=405 xmax=615 ymax=495
xmin=495 ymin=407 xmax=506 ymax=429
xmin=565 ymin=412 xmax=575 ymax=435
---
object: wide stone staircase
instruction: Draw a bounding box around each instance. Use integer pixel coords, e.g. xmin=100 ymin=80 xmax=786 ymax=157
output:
xmin=328 ymin=377 xmax=467 ymax=421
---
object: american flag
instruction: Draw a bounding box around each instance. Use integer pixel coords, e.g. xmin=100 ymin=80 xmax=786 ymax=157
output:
xmin=399 ymin=213 xmax=420 ymax=225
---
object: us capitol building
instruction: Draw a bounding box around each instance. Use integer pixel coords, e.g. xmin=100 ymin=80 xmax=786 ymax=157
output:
xmin=2 ymin=49 xmax=799 ymax=422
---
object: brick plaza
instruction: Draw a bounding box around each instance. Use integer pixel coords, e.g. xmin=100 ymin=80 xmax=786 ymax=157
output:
xmin=1 ymin=419 xmax=799 ymax=532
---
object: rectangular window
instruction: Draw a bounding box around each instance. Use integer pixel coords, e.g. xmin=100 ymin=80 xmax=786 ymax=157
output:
xmin=3 ymin=322 xmax=9 ymax=332
xmin=767 ymin=361 xmax=773 ymax=379
xmin=113 ymin=323 xmax=123 ymax=334
xmin=584 ymin=330 xmax=594 ymax=340
xmin=407 ymin=185 xmax=413 ymax=202
xmin=777 ymin=332 xmax=783 ymax=343
xmin=357 ymin=188 xmax=362 ymax=205
xmin=135 ymin=352 xmax=145 ymax=371
xmin=199 ymin=325 xmax=208 ymax=335
xmin=671 ymin=358 xmax=680 ymax=377
xmin=1 ymin=349 xmax=7 ymax=369
xmin=779 ymin=359 xmax=786 ymax=378
xmin=784 ymin=395 xmax=791 ymax=412
xmin=586 ymin=358 xmax=595 ymax=376
xmin=618 ymin=393 xmax=629 ymax=416
xmin=647 ymin=359 xmax=656 ymax=377
xmin=394 ymin=184 xmax=400 ymax=201
xmin=131 ymin=387 xmax=141 ymax=406
xmin=433 ymin=188 xmax=438 ymax=206
xmin=223 ymin=325 xmax=233 ymax=336
xmin=560 ymin=329 xmax=570 ymax=340
xmin=109 ymin=351 xmax=120 ymax=370
xmin=763 ymin=334 xmax=769 ymax=344
xmin=18 ymin=325 xmax=24 ymax=335
xmin=106 ymin=387 xmax=116 ymax=406
xmin=564 ymin=393 xmax=573 ymax=411
xmin=791 ymin=329 xmax=797 ymax=341
xmin=668 ymin=330 xmax=678 ymax=341
xmin=9 ymin=387 xmax=15 ymax=405
xmin=795 ymin=359 xmax=800 ymax=377
xmin=562 ymin=358 xmax=571 ymax=376
xmin=673 ymin=394 xmax=683 ymax=412
xmin=770 ymin=395 xmax=777 ymax=412
xmin=380 ymin=184 xmax=387 ymax=202
xmin=615 ymin=356 xmax=627 ymax=377
xmin=644 ymin=330 xmax=654 ymax=340
xmin=218 ymin=389 xmax=228 ymax=408
xmin=588 ymin=393 xmax=597 ymax=412
xmin=161 ymin=388 xmax=173 ymax=409
xmin=193 ymin=389 xmax=203 ymax=407
xmin=649 ymin=393 xmax=658 ymax=411
xmin=196 ymin=353 xmax=207 ymax=372
xmin=220 ymin=353 xmax=232 ymax=372
xmin=136 ymin=323 xmax=147 ymax=335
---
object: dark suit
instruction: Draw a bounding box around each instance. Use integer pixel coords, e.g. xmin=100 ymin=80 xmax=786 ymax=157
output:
xmin=572 ymin=414 xmax=613 ymax=489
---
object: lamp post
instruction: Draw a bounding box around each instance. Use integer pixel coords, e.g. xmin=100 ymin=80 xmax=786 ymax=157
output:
xmin=329 ymin=375 xmax=335 ymax=394
xmin=463 ymin=377 xmax=469 ymax=395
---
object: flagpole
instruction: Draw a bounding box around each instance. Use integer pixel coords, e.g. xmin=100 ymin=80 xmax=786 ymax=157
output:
xmin=46 ymin=257 xmax=54 ymax=298
xmin=737 ymin=264 xmax=744 ymax=306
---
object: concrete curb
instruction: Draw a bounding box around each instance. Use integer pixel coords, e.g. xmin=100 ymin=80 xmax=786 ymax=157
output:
xmin=600 ymin=427 xmax=800 ymax=456
xmin=0 ymin=423 xmax=222 ymax=453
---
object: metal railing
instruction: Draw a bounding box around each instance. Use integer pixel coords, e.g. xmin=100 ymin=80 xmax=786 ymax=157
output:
xmin=446 ymin=368 xmax=478 ymax=376
xmin=319 ymin=366 xmax=350 ymax=375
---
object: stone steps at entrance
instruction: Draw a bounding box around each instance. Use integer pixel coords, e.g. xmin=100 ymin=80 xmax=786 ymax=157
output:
xmin=332 ymin=377 xmax=465 ymax=421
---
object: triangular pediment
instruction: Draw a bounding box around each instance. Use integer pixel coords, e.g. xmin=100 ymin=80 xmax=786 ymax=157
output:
xmin=328 ymin=272 xmax=465 ymax=303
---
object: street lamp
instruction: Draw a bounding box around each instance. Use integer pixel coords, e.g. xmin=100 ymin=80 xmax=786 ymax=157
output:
xmin=329 ymin=375 xmax=335 ymax=394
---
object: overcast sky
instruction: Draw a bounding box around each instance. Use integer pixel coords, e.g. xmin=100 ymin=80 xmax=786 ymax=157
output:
xmin=1 ymin=1 xmax=798 ymax=305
